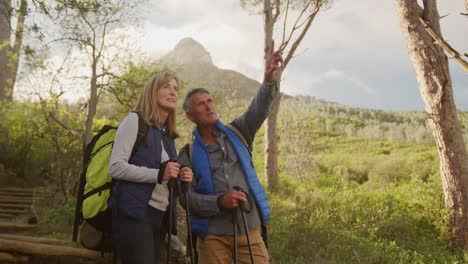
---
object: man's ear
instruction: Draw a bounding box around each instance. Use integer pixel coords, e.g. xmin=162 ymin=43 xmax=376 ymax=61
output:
xmin=186 ymin=112 xmax=195 ymax=123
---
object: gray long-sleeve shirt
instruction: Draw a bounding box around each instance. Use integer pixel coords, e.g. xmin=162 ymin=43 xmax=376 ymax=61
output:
xmin=178 ymin=81 xmax=278 ymax=236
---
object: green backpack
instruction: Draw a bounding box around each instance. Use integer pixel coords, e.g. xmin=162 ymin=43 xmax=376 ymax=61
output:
xmin=72 ymin=112 xmax=147 ymax=249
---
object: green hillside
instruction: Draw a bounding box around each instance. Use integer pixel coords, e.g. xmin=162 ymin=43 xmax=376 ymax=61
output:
xmin=212 ymin=95 xmax=468 ymax=263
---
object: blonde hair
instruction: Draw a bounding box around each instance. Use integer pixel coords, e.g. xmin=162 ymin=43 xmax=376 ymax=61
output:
xmin=134 ymin=72 xmax=179 ymax=139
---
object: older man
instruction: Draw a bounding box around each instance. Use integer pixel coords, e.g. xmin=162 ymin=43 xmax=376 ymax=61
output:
xmin=179 ymin=43 xmax=283 ymax=264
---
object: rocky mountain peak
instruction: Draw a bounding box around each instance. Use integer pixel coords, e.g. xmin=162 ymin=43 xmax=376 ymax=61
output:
xmin=162 ymin=37 xmax=213 ymax=66
xmin=158 ymin=37 xmax=260 ymax=99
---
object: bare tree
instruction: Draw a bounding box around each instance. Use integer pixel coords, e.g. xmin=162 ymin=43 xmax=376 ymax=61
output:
xmin=39 ymin=0 xmax=140 ymax=147
xmin=0 ymin=0 xmax=26 ymax=100
xmin=243 ymin=0 xmax=331 ymax=191
xmin=394 ymin=0 xmax=468 ymax=248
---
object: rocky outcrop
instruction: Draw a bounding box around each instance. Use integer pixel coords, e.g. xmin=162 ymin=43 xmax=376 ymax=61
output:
xmin=160 ymin=37 xmax=260 ymax=99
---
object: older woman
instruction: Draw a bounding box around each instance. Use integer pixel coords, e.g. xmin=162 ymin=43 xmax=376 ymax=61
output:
xmin=108 ymin=72 xmax=192 ymax=264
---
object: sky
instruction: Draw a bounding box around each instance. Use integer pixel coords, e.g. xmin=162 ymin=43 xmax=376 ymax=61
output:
xmin=135 ymin=0 xmax=468 ymax=110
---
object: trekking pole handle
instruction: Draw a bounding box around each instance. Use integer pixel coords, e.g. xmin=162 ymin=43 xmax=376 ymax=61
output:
xmin=233 ymin=186 xmax=252 ymax=213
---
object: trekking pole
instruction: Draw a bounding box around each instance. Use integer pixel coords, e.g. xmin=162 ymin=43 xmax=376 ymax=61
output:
xmin=167 ymin=178 xmax=175 ymax=264
xmin=233 ymin=207 xmax=238 ymax=264
xmin=181 ymin=176 xmax=195 ymax=264
xmin=72 ymin=170 xmax=86 ymax=242
xmin=239 ymin=202 xmax=255 ymax=264
xmin=234 ymin=186 xmax=255 ymax=264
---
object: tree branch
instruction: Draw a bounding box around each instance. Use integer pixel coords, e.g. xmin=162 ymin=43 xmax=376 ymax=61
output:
xmin=281 ymin=0 xmax=290 ymax=50
xmin=96 ymin=70 xmax=117 ymax=79
xmin=96 ymin=21 xmax=108 ymax=61
xmin=49 ymin=110 xmax=82 ymax=138
xmin=284 ymin=6 xmax=320 ymax=68
xmin=103 ymin=85 xmax=132 ymax=109
xmin=12 ymin=0 xmax=26 ymax=53
xmin=280 ymin=0 xmax=314 ymax=52
xmin=419 ymin=17 xmax=468 ymax=73
xmin=273 ymin=0 xmax=281 ymax=21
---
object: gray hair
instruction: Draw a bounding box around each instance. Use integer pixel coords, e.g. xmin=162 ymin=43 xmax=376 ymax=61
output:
xmin=183 ymin=88 xmax=210 ymax=112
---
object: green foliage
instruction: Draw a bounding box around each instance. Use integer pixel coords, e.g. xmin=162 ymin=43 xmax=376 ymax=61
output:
xmin=40 ymin=196 xmax=76 ymax=231
xmin=107 ymin=63 xmax=175 ymax=117
xmin=280 ymin=97 xmax=441 ymax=144
xmin=0 ymin=101 xmax=54 ymax=183
xmin=34 ymin=100 xmax=84 ymax=196
xmin=258 ymin=97 xmax=468 ymax=263
xmin=268 ymin=175 xmax=464 ymax=263
xmin=0 ymin=99 xmax=85 ymax=198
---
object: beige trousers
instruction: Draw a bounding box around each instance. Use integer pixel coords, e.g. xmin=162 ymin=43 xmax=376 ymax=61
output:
xmin=196 ymin=228 xmax=270 ymax=264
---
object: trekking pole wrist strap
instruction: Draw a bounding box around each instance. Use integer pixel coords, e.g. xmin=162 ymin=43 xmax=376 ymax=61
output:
xmin=157 ymin=162 xmax=166 ymax=184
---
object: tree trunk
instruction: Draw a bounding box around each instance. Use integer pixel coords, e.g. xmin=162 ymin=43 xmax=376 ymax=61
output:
xmin=394 ymin=0 xmax=468 ymax=248
xmin=0 ymin=0 xmax=13 ymax=100
xmin=261 ymin=0 xmax=321 ymax=191
xmin=265 ymin=88 xmax=281 ymax=191
xmin=0 ymin=252 xmax=28 ymax=263
xmin=0 ymin=237 xmax=101 ymax=259
xmin=83 ymin=62 xmax=98 ymax=147
xmin=0 ymin=0 xmax=25 ymax=101
xmin=0 ymin=234 xmax=67 ymax=246
xmin=263 ymin=0 xmax=280 ymax=191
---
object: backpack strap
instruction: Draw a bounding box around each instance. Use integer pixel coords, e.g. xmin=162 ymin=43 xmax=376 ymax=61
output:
xmin=131 ymin=111 xmax=148 ymax=159
xmin=185 ymin=124 xmax=251 ymax=165
xmin=183 ymin=143 xmax=193 ymax=165
xmin=83 ymin=125 xmax=116 ymax=165
xmin=83 ymin=182 xmax=112 ymax=199
xmin=226 ymin=123 xmax=252 ymax=155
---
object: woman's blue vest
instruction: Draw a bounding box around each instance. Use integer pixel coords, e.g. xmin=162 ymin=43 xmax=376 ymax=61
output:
xmin=190 ymin=120 xmax=270 ymax=239
xmin=109 ymin=124 xmax=178 ymax=235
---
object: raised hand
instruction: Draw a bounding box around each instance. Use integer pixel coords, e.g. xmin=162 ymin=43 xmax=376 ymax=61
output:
xmin=265 ymin=40 xmax=284 ymax=84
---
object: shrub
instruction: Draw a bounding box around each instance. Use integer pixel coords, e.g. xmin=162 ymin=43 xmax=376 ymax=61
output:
xmin=268 ymin=174 xmax=465 ymax=263
xmin=0 ymin=101 xmax=55 ymax=184
xmin=40 ymin=196 xmax=76 ymax=232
